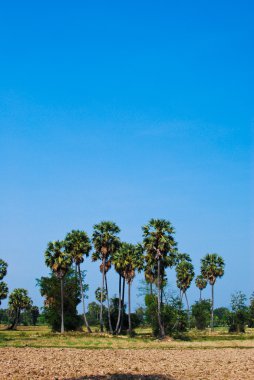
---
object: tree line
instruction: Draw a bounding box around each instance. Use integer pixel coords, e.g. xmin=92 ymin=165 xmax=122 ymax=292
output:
xmin=42 ymin=218 xmax=225 ymax=338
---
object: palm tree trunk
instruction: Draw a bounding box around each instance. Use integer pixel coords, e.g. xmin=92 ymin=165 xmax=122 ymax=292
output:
xmin=211 ymin=284 xmax=214 ymax=331
xmin=105 ymin=273 xmax=113 ymax=334
xmin=100 ymin=258 xmax=106 ymax=332
xmin=157 ymin=258 xmax=165 ymax=338
xmin=118 ymin=277 xmax=125 ymax=334
xmin=60 ymin=277 xmax=64 ymax=333
xmin=200 ymin=289 xmax=202 ymax=301
xmin=185 ymin=292 xmax=190 ymax=328
xmin=150 ymin=282 xmax=153 ymax=295
xmin=78 ymin=264 xmax=92 ymax=333
xmin=115 ymin=274 xmax=122 ymax=334
xmin=128 ymin=281 xmax=132 ymax=335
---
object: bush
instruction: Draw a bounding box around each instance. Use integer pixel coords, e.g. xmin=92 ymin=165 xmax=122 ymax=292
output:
xmin=145 ymin=294 xmax=188 ymax=337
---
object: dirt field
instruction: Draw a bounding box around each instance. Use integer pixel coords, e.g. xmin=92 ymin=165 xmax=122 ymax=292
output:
xmin=0 ymin=347 xmax=253 ymax=380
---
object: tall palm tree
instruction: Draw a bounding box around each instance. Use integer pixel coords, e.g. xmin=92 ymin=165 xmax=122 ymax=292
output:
xmin=176 ymin=259 xmax=194 ymax=312
xmin=112 ymin=250 xmax=125 ymax=334
xmin=92 ymin=221 xmax=121 ymax=333
xmin=113 ymin=242 xmax=144 ymax=335
xmin=45 ymin=240 xmax=72 ymax=333
xmin=195 ymin=275 xmax=207 ymax=301
xmin=64 ymin=230 xmax=92 ymax=333
xmin=0 ymin=259 xmax=8 ymax=305
xmin=201 ymin=253 xmax=225 ymax=330
xmin=142 ymin=218 xmax=177 ymax=338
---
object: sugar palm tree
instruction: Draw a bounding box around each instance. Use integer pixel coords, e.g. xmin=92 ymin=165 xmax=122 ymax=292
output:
xmin=92 ymin=221 xmax=121 ymax=333
xmin=201 ymin=253 xmax=225 ymax=330
xmin=8 ymin=288 xmax=32 ymax=330
xmin=176 ymin=259 xmax=194 ymax=312
xmin=64 ymin=230 xmax=92 ymax=333
xmin=112 ymin=249 xmax=125 ymax=334
xmin=195 ymin=275 xmax=207 ymax=301
xmin=45 ymin=240 xmax=72 ymax=333
xmin=113 ymin=242 xmax=144 ymax=335
xmin=0 ymin=259 xmax=8 ymax=305
xmin=142 ymin=219 xmax=177 ymax=338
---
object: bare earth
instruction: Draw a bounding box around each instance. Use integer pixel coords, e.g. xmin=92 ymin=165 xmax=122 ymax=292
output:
xmin=0 ymin=348 xmax=254 ymax=380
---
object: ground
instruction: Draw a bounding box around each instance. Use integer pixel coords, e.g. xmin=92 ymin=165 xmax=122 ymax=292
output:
xmin=0 ymin=326 xmax=254 ymax=379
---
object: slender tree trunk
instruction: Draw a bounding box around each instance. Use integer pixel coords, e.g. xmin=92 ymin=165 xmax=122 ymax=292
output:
xmin=118 ymin=277 xmax=125 ymax=334
xmin=60 ymin=277 xmax=64 ymax=333
xmin=78 ymin=264 xmax=92 ymax=333
xmin=211 ymin=284 xmax=214 ymax=331
xmin=115 ymin=274 xmax=122 ymax=334
xmin=157 ymin=258 xmax=165 ymax=338
xmin=200 ymin=289 xmax=202 ymax=301
xmin=128 ymin=281 xmax=132 ymax=335
xmin=8 ymin=308 xmax=19 ymax=330
xmin=100 ymin=257 xmax=106 ymax=332
xmin=150 ymin=282 xmax=153 ymax=295
xmin=185 ymin=292 xmax=190 ymax=328
xmin=105 ymin=273 xmax=113 ymax=334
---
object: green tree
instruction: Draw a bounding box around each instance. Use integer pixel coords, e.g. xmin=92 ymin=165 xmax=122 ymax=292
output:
xmin=64 ymin=230 xmax=92 ymax=333
xmin=176 ymin=259 xmax=194 ymax=312
xmin=191 ymin=300 xmax=211 ymax=330
xmin=195 ymin=275 xmax=207 ymax=301
xmin=142 ymin=219 xmax=177 ymax=338
xmin=201 ymin=253 xmax=225 ymax=330
xmin=0 ymin=259 xmax=8 ymax=305
xmin=228 ymin=291 xmax=248 ymax=333
xmin=113 ymin=242 xmax=144 ymax=335
xmin=8 ymin=288 xmax=32 ymax=330
xmin=248 ymin=293 xmax=254 ymax=328
xmin=92 ymin=221 xmax=121 ymax=333
xmin=45 ymin=240 xmax=72 ymax=333
xmin=38 ymin=269 xmax=83 ymax=331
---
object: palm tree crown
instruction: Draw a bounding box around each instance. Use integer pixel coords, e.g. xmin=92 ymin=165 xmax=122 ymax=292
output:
xmin=201 ymin=253 xmax=225 ymax=285
xmin=176 ymin=260 xmax=194 ymax=294
xmin=195 ymin=275 xmax=207 ymax=291
xmin=45 ymin=241 xmax=72 ymax=278
xmin=64 ymin=230 xmax=91 ymax=264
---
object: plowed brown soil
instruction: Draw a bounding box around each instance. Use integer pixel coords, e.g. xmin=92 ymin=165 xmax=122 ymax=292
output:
xmin=0 ymin=347 xmax=253 ymax=380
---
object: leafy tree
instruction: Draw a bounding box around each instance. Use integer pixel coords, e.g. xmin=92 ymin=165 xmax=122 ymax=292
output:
xmin=195 ymin=275 xmax=207 ymax=301
xmin=64 ymin=230 xmax=92 ymax=333
xmin=38 ymin=269 xmax=83 ymax=331
xmin=113 ymin=242 xmax=144 ymax=335
xmin=143 ymin=219 xmax=177 ymax=338
xmin=248 ymin=293 xmax=254 ymax=328
xmin=201 ymin=253 xmax=225 ymax=330
xmin=213 ymin=307 xmax=230 ymax=327
xmin=8 ymin=288 xmax=32 ymax=329
xmin=45 ymin=240 xmax=72 ymax=333
xmin=92 ymin=221 xmax=121 ymax=333
xmin=86 ymin=302 xmax=101 ymax=325
xmin=191 ymin=300 xmax=211 ymax=330
xmin=228 ymin=291 xmax=248 ymax=333
xmin=0 ymin=259 xmax=8 ymax=305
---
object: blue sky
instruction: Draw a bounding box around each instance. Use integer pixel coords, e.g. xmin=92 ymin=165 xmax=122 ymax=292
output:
xmin=0 ymin=1 xmax=253 ymax=310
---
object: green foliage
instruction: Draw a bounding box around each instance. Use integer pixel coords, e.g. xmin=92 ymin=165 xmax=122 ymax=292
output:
xmin=45 ymin=240 xmax=72 ymax=277
xmin=95 ymin=287 xmax=106 ymax=303
xmin=145 ymin=294 xmax=187 ymax=337
xmin=213 ymin=307 xmax=230 ymax=326
xmin=64 ymin=230 xmax=91 ymax=264
xmin=37 ymin=270 xmax=83 ymax=331
xmin=113 ymin=242 xmax=144 ymax=284
xmin=195 ymin=275 xmax=207 ymax=291
xmin=191 ymin=300 xmax=211 ymax=330
xmin=248 ymin=293 xmax=254 ymax=328
xmin=201 ymin=254 xmax=225 ymax=285
xmin=176 ymin=259 xmax=194 ymax=294
xmin=228 ymin=291 xmax=248 ymax=333
xmin=8 ymin=288 xmax=32 ymax=329
xmin=0 ymin=259 xmax=8 ymax=305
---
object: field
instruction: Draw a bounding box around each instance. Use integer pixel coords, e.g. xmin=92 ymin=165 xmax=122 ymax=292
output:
xmin=0 ymin=326 xmax=254 ymax=379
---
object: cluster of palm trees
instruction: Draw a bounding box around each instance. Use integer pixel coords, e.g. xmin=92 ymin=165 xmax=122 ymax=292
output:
xmin=44 ymin=218 xmax=225 ymax=337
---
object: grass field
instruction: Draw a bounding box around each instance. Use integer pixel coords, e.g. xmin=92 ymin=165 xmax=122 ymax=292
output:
xmin=1 ymin=325 xmax=254 ymax=349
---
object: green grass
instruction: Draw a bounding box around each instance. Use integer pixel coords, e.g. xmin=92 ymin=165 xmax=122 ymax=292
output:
xmin=0 ymin=325 xmax=254 ymax=350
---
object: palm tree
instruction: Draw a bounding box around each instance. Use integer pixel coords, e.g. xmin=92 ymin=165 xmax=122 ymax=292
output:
xmin=45 ymin=240 xmax=72 ymax=333
xmin=0 ymin=259 xmax=8 ymax=306
xmin=92 ymin=221 xmax=121 ymax=333
xmin=113 ymin=242 xmax=144 ymax=335
xmin=142 ymin=218 xmax=177 ymax=338
xmin=176 ymin=259 xmax=194 ymax=313
xmin=195 ymin=275 xmax=207 ymax=301
xmin=8 ymin=288 xmax=32 ymax=330
xmin=112 ymin=250 xmax=125 ymax=334
xmin=64 ymin=230 xmax=92 ymax=333
xmin=201 ymin=253 xmax=225 ymax=330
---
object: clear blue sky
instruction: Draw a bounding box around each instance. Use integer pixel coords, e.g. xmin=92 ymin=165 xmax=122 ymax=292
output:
xmin=0 ymin=1 xmax=253 ymax=310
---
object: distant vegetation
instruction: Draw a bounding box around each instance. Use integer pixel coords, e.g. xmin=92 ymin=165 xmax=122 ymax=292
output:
xmin=0 ymin=218 xmax=253 ymax=338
